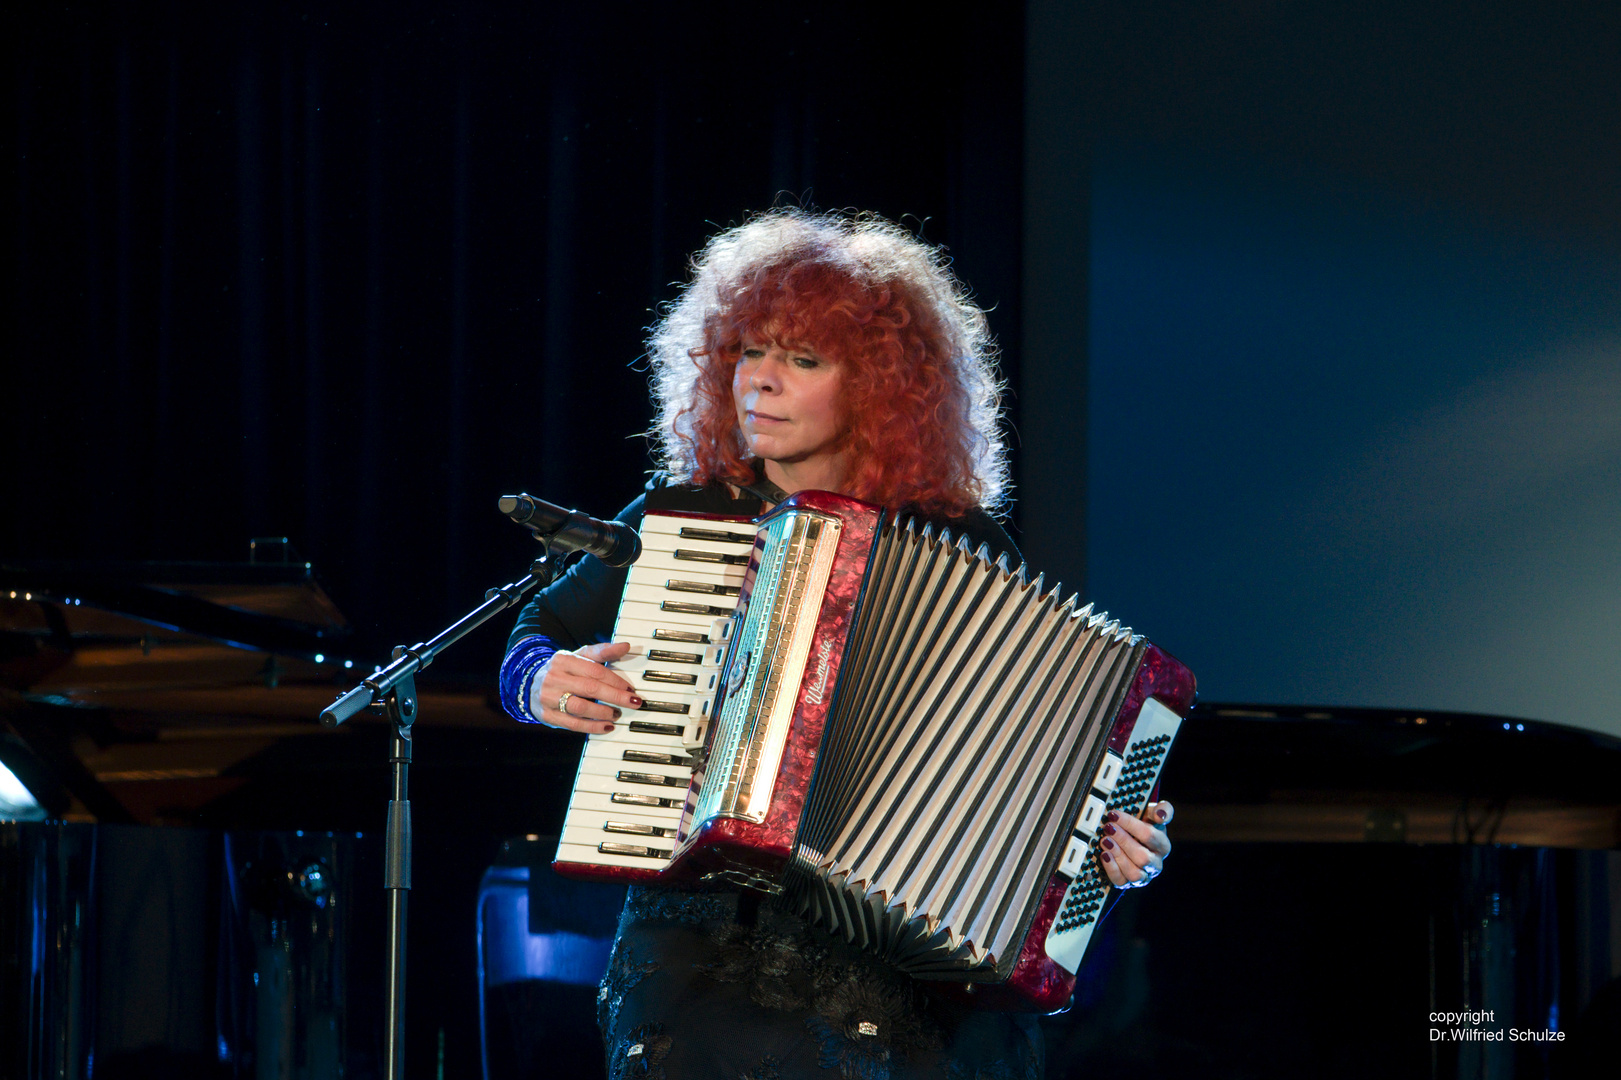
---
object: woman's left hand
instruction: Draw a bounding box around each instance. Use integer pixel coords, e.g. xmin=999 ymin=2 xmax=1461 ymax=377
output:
xmin=1098 ymin=800 xmax=1173 ymax=889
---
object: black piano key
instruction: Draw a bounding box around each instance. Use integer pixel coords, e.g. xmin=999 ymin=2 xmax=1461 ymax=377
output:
xmin=616 ymin=770 xmax=689 ymax=788
xmin=626 ymin=720 xmax=684 ymax=737
xmin=653 ymin=628 xmax=709 ymax=644
xmin=604 ymin=821 xmax=676 ymax=838
xmin=622 ymin=749 xmax=691 ymax=767
xmin=673 ymin=548 xmax=750 ymax=565
xmin=611 ymin=791 xmax=681 ymax=808
xmin=597 ymin=842 xmax=672 ymax=859
xmin=647 ymin=649 xmax=702 ymax=664
xmin=660 ymin=600 xmax=733 ymax=617
xmin=665 ymin=579 xmax=741 ymax=597
xmin=676 ymin=527 xmax=755 ymax=544
xmin=643 ymin=670 xmax=698 ymax=686
xmin=635 ymin=699 xmax=691 ymax=714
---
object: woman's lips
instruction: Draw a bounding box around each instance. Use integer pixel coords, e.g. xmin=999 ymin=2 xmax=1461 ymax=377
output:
xmin=748 ymin=411 xmax=786 ymax=424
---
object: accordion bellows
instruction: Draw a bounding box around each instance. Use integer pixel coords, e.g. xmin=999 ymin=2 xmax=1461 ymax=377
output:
xmin=784 ymin=516 xmax=1141 ymax=980
xmin=554 ymin=490 xmax=1195 ymax=1011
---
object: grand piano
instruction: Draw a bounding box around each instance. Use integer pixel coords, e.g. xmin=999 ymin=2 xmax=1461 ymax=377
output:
xmin=2 ymin=557 xmax=1617 ymax=1079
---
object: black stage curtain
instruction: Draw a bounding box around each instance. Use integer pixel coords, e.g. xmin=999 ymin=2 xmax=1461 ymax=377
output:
xmin=8 ymin=0 xmax=1025 ymax=674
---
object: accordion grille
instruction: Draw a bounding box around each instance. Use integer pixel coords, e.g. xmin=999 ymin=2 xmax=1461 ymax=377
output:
xmin=788 ymin=517 xmax=1142 ymax=980
xmin=690 ymin=507 xmax=843 ymax=825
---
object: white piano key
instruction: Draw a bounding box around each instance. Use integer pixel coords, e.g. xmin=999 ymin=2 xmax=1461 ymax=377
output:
xmin=560 ymin=808 xmax=684 ymax=840
xmin=556 ymin=838 xmax=673 ymax=869
xmin=613 ymin=617 xmax=734 ymax=649
xmin=620 ymin=592 xmax=742 ymax=616
xmin=631 ymin=549 xmax=754 ymax=576
xmin=583 ymin=722 xmax=695 ymax=747
xmin=561 ymin=807 xmax=679 ymax=829
xmin=569 ymin=770 xmax=687 ymax=798
xmin=590 ymin=717 xmax=709 ymax=746
xmin=627 ymin=563 xmax=746 ymax=586
xmin=637 ymin=516 xmax=756 ymax=541
xmin=612 ymin=665 xmax=719 ymax=695
xmin=579 ymin=739 xmax=695 ymax=768
xmin=567 ymin=789 xmax=687 ymax=820
xmin=573 ymin=755 xmax=692 ymax=785
xmin=620 ymin=586 xmax=742 ymax=617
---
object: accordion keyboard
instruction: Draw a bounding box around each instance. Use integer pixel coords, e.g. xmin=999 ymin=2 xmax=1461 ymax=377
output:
xmin=554 ymin=511 xmax=754 ymax=873
xmin=1043 ymin=697 xmax=1182 ymax=971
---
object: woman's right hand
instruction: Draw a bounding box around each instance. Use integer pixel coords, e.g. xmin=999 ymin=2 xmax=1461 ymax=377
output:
xmin=529 ymin=641 xmax=643 ymax=734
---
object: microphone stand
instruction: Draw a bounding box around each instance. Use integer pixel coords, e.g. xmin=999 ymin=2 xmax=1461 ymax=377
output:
xmin=319 ymin=547 xmax=565 ymax=1080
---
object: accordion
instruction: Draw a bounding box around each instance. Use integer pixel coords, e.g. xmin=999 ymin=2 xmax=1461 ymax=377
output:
xmin=554 ymin=491 xmax=1195 ymax=1011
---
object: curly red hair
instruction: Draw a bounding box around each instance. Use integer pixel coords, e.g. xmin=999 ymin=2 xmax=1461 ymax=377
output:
xmin=649 ymin=210 xmax=1007 ymax=519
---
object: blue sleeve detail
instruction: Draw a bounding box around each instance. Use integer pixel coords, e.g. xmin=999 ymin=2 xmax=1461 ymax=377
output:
xmin=500 ymin=635 xmax=558 ymax=723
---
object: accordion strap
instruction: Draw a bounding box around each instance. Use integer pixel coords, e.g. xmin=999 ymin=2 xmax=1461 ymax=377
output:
xmin=739 ymin=461 xmax=790 ymax=507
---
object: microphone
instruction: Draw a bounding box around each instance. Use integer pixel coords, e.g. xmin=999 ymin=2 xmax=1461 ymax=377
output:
xmin=498 ymin=493 xmax=642 ymax=566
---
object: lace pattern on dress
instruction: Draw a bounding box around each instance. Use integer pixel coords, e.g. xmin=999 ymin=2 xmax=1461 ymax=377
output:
xmin=598 ymin=937 xmax=662 ymax=1033
xmin=695 ymin=921 xmax=819 ymax=1012
xmin=621 ymin=885 xmax=737 ymax=928
xmin=610 ymin=1021 xmax=673 ymax=1080
xmin=605 ymin=887 xmax=1041 ymax=1078
xmin=804 ymin=969 xmax=945 ymax=1080
xmin=737 ymin=1054 xmax=784 ymax=1080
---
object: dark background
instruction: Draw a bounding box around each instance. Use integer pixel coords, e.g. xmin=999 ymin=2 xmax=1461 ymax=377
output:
xmin=7 ymin=0 xmax=1022 ymax=678
xmin=9 ymin=2 xmax=1621 ymax=1078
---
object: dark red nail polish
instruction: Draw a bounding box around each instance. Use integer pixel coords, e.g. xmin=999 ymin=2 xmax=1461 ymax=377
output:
xmin=1104 ymin=823 xmax=1117 ymax=836
xmin=1101 ymin=851 xmax=1113 ymax=863
xmin=630 ymin=696 xmax=643 ymax=707
xmin=1106 ymin=811 xmax=1119 ymax=822
xmin=1156 ymin=808 xmax=1168 ymax=821
xmin=1102 ymin=838 xmax=1115 ymax=850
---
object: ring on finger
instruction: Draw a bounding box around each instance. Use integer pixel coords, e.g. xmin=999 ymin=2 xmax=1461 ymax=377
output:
xmin=557 ymin=691 xmax=575 ymax=716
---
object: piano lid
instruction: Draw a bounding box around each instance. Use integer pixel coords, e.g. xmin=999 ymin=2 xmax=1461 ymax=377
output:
xmin=0 ymin=557 xmax=529 ymax=828
xmin=2 ymin=558 xmax=348 ymax=652
xmin=1165 ymin=702 xmax=1621 ymax=849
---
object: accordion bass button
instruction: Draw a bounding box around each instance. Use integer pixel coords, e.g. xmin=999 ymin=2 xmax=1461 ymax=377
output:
xmin=1091 ymin=751 xmax=1125 ymax=796
xmin=1058 ymin=837 xmax=1089 ymax=878
xmin=1072 ymin=795 xmax=1107 ymax=839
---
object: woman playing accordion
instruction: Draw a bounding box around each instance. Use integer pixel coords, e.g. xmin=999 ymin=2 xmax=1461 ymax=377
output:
xmin=499 ymin=209 xmax=1174 ymax=1079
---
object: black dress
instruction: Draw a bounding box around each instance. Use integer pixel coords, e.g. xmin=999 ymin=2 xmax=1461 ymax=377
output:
xmin=504 ymin=476 xmax=1043 ymax=1080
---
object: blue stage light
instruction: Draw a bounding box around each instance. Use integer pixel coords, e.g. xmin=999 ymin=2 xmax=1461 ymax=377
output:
xmin=479 ymin=865 xmax=615 ymax=988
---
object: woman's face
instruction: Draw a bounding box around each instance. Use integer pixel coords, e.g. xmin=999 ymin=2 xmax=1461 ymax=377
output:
xmin=732 ymin=335 xmax=846 ymax=485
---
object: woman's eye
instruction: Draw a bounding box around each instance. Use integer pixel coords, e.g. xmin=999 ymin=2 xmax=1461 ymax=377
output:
xmin=793 ymin=356 xmax=818 ymax=369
